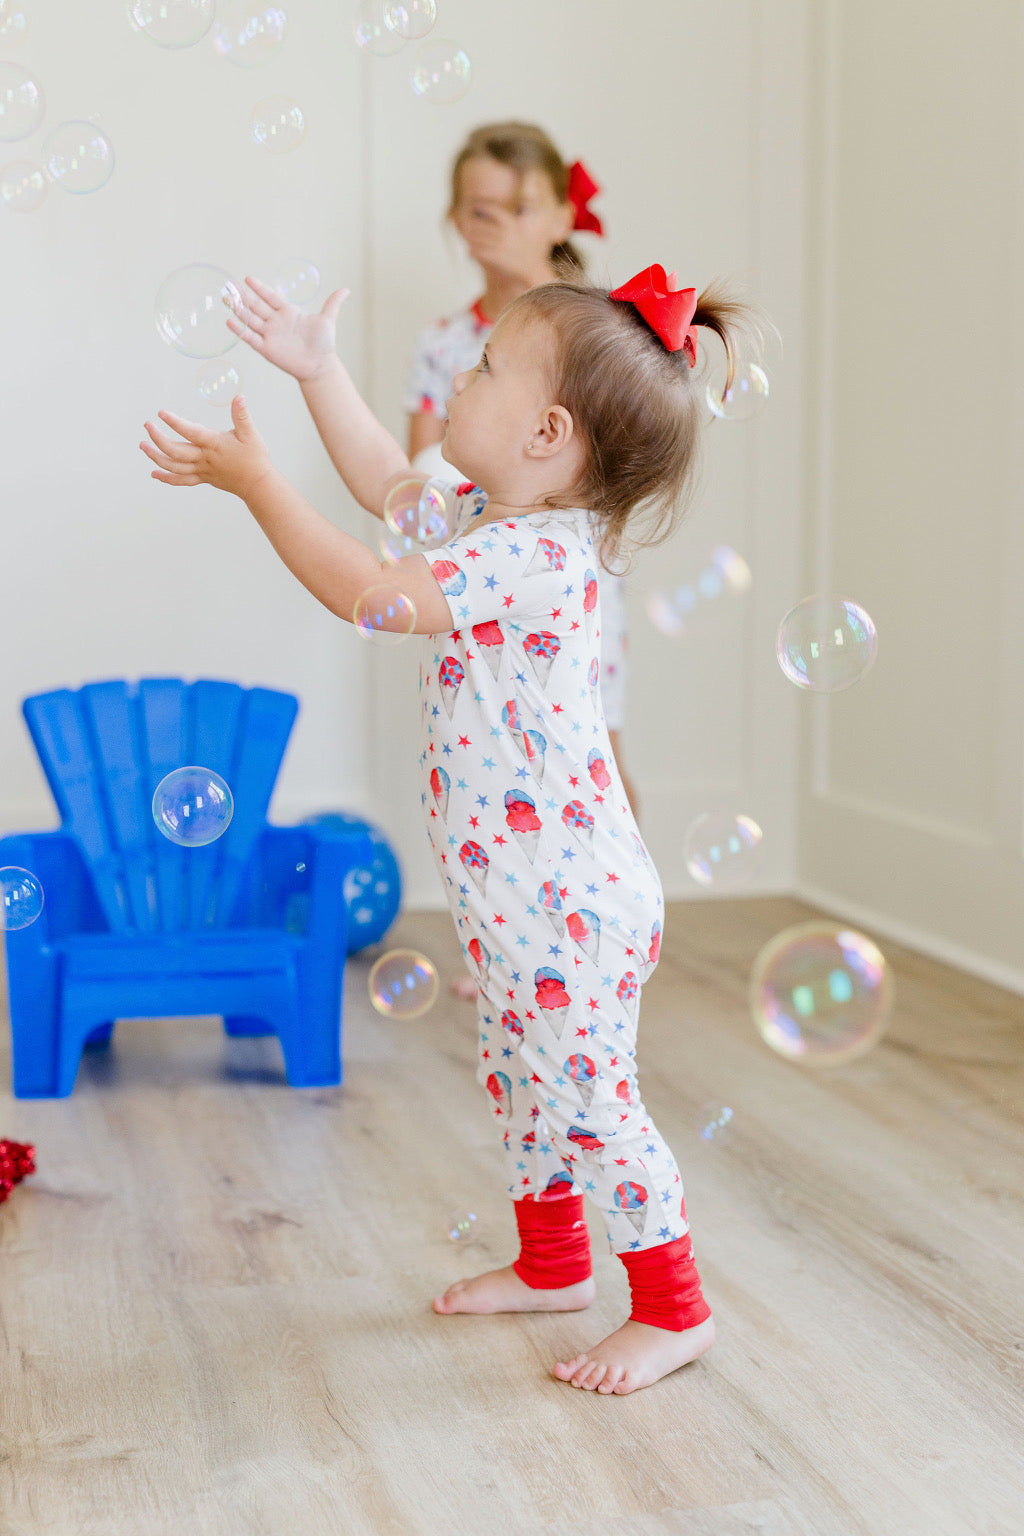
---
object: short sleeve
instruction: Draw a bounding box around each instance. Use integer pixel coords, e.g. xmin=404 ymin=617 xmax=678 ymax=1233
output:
xmin=402 ymin=323 xmax=448 ymax=416
xmin=427 ymin=519 xmax=577 ymax=633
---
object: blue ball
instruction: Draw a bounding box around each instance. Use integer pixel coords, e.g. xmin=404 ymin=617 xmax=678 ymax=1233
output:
xmin=310 ymin=812 xmax=402 ymax=953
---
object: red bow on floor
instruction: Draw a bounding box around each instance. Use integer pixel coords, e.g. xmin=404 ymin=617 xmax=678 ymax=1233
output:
xmin=609 ymin=264 xmax=700 ymax=364
xmin=0 ymin=1138 xmax=36 ymax=1204
xmin=567 ymin=160 xmax=603 ymax=236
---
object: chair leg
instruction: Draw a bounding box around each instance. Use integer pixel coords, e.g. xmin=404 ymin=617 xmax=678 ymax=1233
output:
xmin=10 ymin=953 xmax=64 ymax=1098
xmin=223 ymin=1015 xmax=276 ymax=1038
xmin=276 ymin=1006 xmax=343 ymax=1088
xmin=84 ymin=1022 xmax=115 ymax=1048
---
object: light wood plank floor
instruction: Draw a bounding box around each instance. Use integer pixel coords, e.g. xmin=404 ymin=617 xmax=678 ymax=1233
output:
xmin=1 ymin=896 xmax=1022 ymax=1536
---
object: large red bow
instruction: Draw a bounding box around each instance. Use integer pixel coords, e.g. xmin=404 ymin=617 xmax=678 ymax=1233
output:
xmin=609 ymin=264 xmax=699 ymax=364
xmin=567 ymin=160 xmax=603 ymax=236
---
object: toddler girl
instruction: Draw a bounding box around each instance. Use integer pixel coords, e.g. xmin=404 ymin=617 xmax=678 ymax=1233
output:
xmin=139 ymin=263 xmax=753 ymax=1395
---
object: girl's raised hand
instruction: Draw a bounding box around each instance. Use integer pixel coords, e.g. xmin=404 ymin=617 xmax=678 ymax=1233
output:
xmin=140 ymin=395 xmax=273 ymax=499
xmin=228 ymin=274 xmax=350 ymax=382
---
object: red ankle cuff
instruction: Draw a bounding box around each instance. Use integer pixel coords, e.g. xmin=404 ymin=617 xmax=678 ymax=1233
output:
xmin=618 ymin=1234 xmax=712 ymax=1331
xmin=512 ymin=1193 xmax=592 ymax=1288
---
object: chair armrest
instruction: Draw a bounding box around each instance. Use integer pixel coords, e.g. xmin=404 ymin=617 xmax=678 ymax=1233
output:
xmin=0 ymin=830 xmax=108 ymax=944
xmin=230 ymin=823 xmax=372 ymax=937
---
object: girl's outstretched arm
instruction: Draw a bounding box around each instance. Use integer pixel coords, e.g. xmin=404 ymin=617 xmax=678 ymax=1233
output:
xmin=140 ymin=396 xmax=452 ymax=633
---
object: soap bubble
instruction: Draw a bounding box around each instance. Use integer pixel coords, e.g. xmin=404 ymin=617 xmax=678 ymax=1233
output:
xmin=711 ymin=544 xmax=753 ymax=593
xmin=250 ymin=96 xmax=305 ymax=154
xmin=776 ymin=595 xmax=877 ymax=692
xmin=684 ymin=811 xmax=763 ymax=889
xmin=0 ymin=63 xmax=44 ymax=142
xmin=750 ymin=921 xmax=893 ymax=1066
xmin=410 ymin=39 xmax=471 ymax=103
xmin=353 ymin=0 xmax=405 ymax=56
xmin=274 ymin=257 xmax=320 ymax=307
xmin=368 ymin=948 xmax=438 ymax=1018
xmin=0 ymin=2 xmax=28 ymax=45
xmin=152 ymin=766 xmax=234 ymax=846
xmin=196 ymin=359 xmax=242 ymax=405
xmin=0 ymin=158 xmax=46 ymax=211
xmin=707 ymin=362 xmax=769 ymax=422
xmin=446 ymin=1208 xmax=478 ymax=1244
xmin=646 ymin=585 xmax=694 ymax=637
xmin=213 ymin=1 xmax=287 ymax=66
xmin=354 ymin=584 xmax=417 ymax=644
xmin=155 ymin=264 xmax=246 ymax=358
xmin=128 ymin=0 xmax=214 ymax=47
xmin=697 ymin=1102 xmax=735 ymax=1144
xmin=697 ymin=565 xmax=724 ymax=601
xmin=384 ymin=0 xmax=435 ymax=39
xmin=646 ymin=544 xmax=751 ymax=637
xmin=43 ymin=121 xmax=115 ymax=194
xmin=383 ymin=476 xmax=454 ymax=551
xmin=0 ymin=867 xmax=44 ymax=931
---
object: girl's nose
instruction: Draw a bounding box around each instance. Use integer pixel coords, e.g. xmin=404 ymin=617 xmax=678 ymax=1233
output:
xmin=451 ymin=369 xmax=469 ymax=394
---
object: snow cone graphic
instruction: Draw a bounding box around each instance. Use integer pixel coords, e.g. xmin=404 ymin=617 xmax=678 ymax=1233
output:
xmin=429 ymin=766 xmax=449 ymax=819
xmin=525 ymin=536 xmax=566 ymax=575
xmin=538 ymin=1170 xmax=575 ymax=1201
xmin=501 ymin=699 xmax=525 ymax=753
xmin=648 ymin=919 xmax=662 ymax=968
xmin=438 ymin=656 xmax=465 ymax=719
xmin=613 ymin=1179 xmax=649 ymax=1237
xmin=501 ymin=1008 xmax=524 ymax=1041
xmin=616 ymin=970 xmax=639 ymax=1021
xmin=568 ymin=1123 xmax=605 ymax=1151
xmin=472 ymin=620 xmax=504 ymax=679
xmin=615 ymin=1078 xmax=633 ymax=1104
xmin=588 ymin=654 xmax=600 ymax=704
xmin=523 ymin=728 xmax=547 ymax=784
xmin=524 ymin=630 xmax=561 ymax=687
xmin=429 ymin=558 xmax=466 ymax=598
xmin=504 ymin=789 xmax=542 ymax=863
xmin=459 ymin=839 xmax=489 ymax=898
xmin=561 ymin=799 xmax=595 ymax=855
xmin=632 ymin=831 xmax=650 ymax=865
xmin=538 ymin=880 xmax=565 ymax=936
xmin=566 ymin=908 xmax=601 ymax=964
xmin=587 ymin=748 xmax=611 ymax=790
xmin=486 ymin=1071 xmax=512 ymax=1118
xmin=466 ymin=936 xmax=490 ymax=987
xmin=535 ymin=966 xmax=571 ymax=1032
xmin=583 ymin=568 xmax=598 ymax=640
xmin=565 ymin=1052 xmax=598 ymax=1109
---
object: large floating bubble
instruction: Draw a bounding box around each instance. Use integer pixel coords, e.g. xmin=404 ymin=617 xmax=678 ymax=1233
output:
xmin=152 ymin=766 xmax=234 ymax=846
xmin=273 ymin=257 xmax=320 ymax=308
xmin=155 ymin=264 xmax=246 ymax=358
xmin=0 ymin=63 xmax=44 ymax=142
xmin=410 ymin=39 xmax=471 ymax=103
xmin=213 ymin=1 xmax=287 ymax=66
xmin=250 ymin=96 xmax=305 ymax=154
xmin=196 ymin=359 xmax=242 ymax=405
xmin=354 ymin=584 xmax=417 ymax=644
xmin=707 ymin=362 xmax=770 ymax=422
xmin=369 ymin=948 xmax=438 ymax=1018
xmin=353 ymin=0 xmax=405 ymax=55
xmin=43 ymin=121 xmax=115 ymax=194
xmin=0 ymin=867 xmax=44 ymax=931
xmin=684 ymin=811 xmax=763 ymax=890
xmin=0 ymin=2 xmax=28 ymax=45
xmin=128 ymin=0 xmax=214 ymax=47
xmin=384 ymin=0 xmax=435 ymax=39
xmin=0 ymin=157 xmax=46 ymax=212
xmin=750 ymin=921 xmax=893 ymax=1067
xmin=383 ymin=477 xmax=454 ymax=551
xmin=776 ymin=595 xmax=877 ymax=692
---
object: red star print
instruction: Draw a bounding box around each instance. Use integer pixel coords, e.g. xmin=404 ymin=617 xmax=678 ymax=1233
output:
xmin=606 ymin=871 xmax=620 ymax=883
xmin=619 ymin=1113 xmax=629 ymax=1122
xmin=568 ymin=775 xmax=579 ymax=787
xmin=525 ymin=1009 xmax=535 ymax=1021
xmin=587 ymin=997 xmax=599 ymax=1011
xmin=575 ymin=1027 xmax=588 ymax=1038
xmin=551 ymin=703 xmax=564 ymax=713
xmin=558 ymin=886 xmax=568 ymax=898
xmin=429 ymin=808 xmax=437 ymax=819
xmin=481 ymin=1049 xmax=490 ymax=1060
xmin=440 ymin=853 xmax=447 ymax=864
xmin=502 ymin=594 xmax=515 ymax=608
xmin=614 ymin=1157 xmax=629 ymax=1166
xmin=492 ymin=913 xmax=506 ymax=926
xmin=530 ymin=1072 xmax=542 ymax=1084
xmin=506 ymin=988 xmax=516 ymax=1001
xmin=469 ymin=815 xmax=479 ymax=828
xmin=449 ymin=632 xmax=461 ymax=643
xmin=465 ymin=548 xmax=481 ymax=560
xmin=609 ymin=1056 xmax=619 ymax=1067
xmin=492 ymin=833 xmax=507 ymax=846
xmin=594 ymin=793 xmax=604 ymax=804
xmin=570 ymin=620 xmax=580 ymax=631
xmin=457 ymin=735 xmax=471 ymax=748
xmin=625 ymin=947 xmax=634 ymax=957
xmin=551 ymin=607 xmax=562 ymax=619
xmin=428 ymin=743 xmax=435 ymax=754
xmin=521 ymin=1176 xmax=532 ymax=1186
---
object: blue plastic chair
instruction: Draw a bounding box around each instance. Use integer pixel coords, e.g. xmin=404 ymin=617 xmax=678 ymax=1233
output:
xmin=309 ymin=811 xmax=402 ymax=953
xmin=0 ymin=678 xmax=374 ymax=1098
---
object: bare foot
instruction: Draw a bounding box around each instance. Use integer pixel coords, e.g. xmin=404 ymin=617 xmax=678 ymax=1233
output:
xmin=433 ymin=1264 xmax=596 ymax=1316
xmin=553 ymin=1314 xmax=715 ymax=1395
xmin=449 ymin=976 xmax=478 ymax=1002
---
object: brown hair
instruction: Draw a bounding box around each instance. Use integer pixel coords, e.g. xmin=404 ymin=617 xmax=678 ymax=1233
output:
xmin=505 ymin=281 xmax=763 ymax=569
xmin=448 ymin=121 xmax=586 ymax=280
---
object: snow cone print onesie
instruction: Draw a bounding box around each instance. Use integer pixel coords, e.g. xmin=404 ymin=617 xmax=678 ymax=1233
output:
xmin=421 ymin=485 xmax=695 ymax=1260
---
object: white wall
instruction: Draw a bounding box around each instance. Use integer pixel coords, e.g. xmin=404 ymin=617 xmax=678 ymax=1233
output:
xmin=0 ymin=1 xmax=808 ymax=919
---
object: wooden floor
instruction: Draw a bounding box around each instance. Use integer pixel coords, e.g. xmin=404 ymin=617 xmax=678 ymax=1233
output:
xmin=1 ymin=896 xmax=1022 ymax=1536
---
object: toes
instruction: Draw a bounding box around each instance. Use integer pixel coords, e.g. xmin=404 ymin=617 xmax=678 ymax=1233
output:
xmin=553 ymin=1354 xmax=586 ymax=1381
xmin=597 ymin=1366 xmax=624 ymax=1394
xmin=570 ymin=1358 xmax=596 ymax=1388
xmin=580 ymin=1362 xmax=607 ymax=1391
xmin=612 ymin=1371 xmax=637 ymax=1395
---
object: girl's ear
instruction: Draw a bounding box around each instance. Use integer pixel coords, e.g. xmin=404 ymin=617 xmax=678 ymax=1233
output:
xmin=527 ymin=403 xmax=574 ymax=459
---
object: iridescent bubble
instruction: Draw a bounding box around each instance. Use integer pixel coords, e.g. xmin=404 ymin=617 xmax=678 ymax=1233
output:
xmin=379 ymin=527 xmax=420 ymax=565
xmin=368 ymin=948 xmax=438 ymax=1018
xmin=684 ymin=811 xmax=763 ymax=889
xmin=152 ymin=766 xmax=234 ymax=846
xmin=384 ymin=0 xmax=435 ymax=39
xmin=353 ymin=0 xmax=405 ymax=56
xmin=43 ymin=121 xmax=115 ymax=194
xmin=712 ymin=544 xmax=753 ymax=593
xmin=273 ymin=257 xmax=320 ymax=307
xmin=0 ymin=867 xmax=44 ymax=931
xmin=383 ymin=476 xmax=454 ymax=551
xmin=0 ymin=63 xmax=45 ymax=142
xmin=776 ymin=595 xmax=878 ymax=692
xmin=155 ymin=264 xmax=246 ymax=358
xmin=213 ymin=1 xmax=287 ymax=66
xmin=707 ymin=362 xmax=770 ymax=422
xmin=697 ymin=1102 xmax=735 ymax=1144
xmin=446 ymin=1208 xmax=478 ymax=1244
xmin=0 ymin=2 xmax=28 ymax=45
xmin=750 ymin=921 xmax=894 ymax=1066
xmin=409 ymin=39 xmax=471 ymax=104
xmin=250 ymin=96 xmax=305 ymax=154
xmin=196 ymin=359 xmax=242 ymax=405
xmin=697 ymin=565 xmax=724 ymax=601
xmin=0 ymin=158 xmax=46 ymax=211
xmin=354 ymin=584 xmax=417 ymax=644
xmin=128 ymin=0 xmax=214 ymax=47
xmin=645 ymin=589 xmax=687 ymax=638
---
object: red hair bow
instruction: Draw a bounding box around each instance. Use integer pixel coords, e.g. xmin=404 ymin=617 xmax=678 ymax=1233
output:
xmin=567 ymin=160 xmax=603 ymax=236
xmin=609 ymin=264 xmax=699 ymax=364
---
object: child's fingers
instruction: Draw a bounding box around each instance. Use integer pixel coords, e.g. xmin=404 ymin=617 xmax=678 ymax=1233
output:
xmin=140 ymin=438 xmax=196 ymax=474
xmin=226 ymin=314 xmax=264 ymax=348
xmin=240 ymin=290 xmax=275 ymax=322
xmin=143 ymin=420 xmax=202 ymax=462
xmin=150 ymin=467 xmax=201 ymax=486
xmin=157 ymin=408 xmax=216 ymax=445
xmin=245 ymin=273 xmax=285 ymax=309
